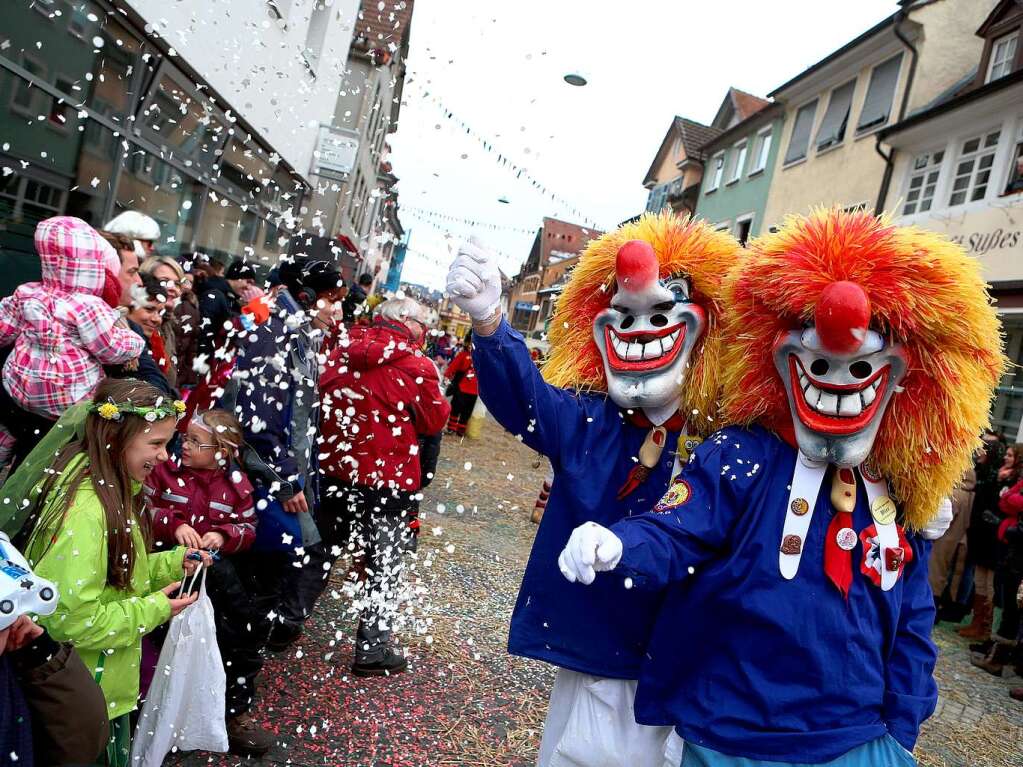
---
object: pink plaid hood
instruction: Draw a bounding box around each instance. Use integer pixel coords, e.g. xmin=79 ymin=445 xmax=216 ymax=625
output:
xmin=34 ymin=216 xmax=115 ymax=297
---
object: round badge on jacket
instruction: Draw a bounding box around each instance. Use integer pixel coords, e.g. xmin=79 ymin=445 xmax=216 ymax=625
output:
xmin=655 ymin=479 xmax=692 ymax=512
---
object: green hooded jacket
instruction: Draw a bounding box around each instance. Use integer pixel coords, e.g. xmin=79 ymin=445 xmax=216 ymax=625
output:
xmin=25 ymin=459 xmax=184 ymax=718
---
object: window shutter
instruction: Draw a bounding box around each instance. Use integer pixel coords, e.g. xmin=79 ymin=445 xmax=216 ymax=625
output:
xmin=815 ymin=80 xmax=856 ymax=150
xmin=784 ymin=99 xmax=818 ymax=165
xmin=857 ymin=54 xmax=902 ymax=132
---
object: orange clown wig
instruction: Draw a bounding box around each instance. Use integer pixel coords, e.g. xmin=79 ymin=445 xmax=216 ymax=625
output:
xmin=543 ymin=210 xmax=740 ymax=435
xmin=721 ymin=207 xmax=1007 ymax=529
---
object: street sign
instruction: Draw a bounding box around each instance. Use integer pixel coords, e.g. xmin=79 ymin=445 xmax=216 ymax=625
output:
xmin=314 ymin=127 xmax=360 ymax=176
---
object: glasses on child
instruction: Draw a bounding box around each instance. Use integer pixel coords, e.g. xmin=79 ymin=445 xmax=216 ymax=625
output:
xmin=183 ymin=434 xmax=218 ymax=451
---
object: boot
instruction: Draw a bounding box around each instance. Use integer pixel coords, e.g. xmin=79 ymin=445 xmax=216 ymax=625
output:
xmin=227 ymin=712 xmax=273 ymax=757
xmin=971 ymin=641 xmax=1013 ymax=676
xmin=266 ymin=621 xmax=303 ymax=652
xmin=970 ymin=638 xmax=995 ymax=655
xmin=1011 ymin=687 xmax=1023 ymax=702
xmin=351 ymin=647 xmax=408 ymax=678
xmin=958 ymin=595 xmax=992 ymax=640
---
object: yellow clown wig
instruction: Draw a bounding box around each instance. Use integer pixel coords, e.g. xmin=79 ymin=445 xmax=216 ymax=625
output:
xmin=721 ymin=207 xmax=1007 ymax=529
xmin=543 ymin=210 xmax=741 ymax=435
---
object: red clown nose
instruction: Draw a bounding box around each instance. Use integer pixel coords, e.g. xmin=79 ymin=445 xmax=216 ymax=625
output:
xmin=815 ymin=281 xmax=871 ymax=355
xmin=615 ymin=240 xmax=659 ymax=293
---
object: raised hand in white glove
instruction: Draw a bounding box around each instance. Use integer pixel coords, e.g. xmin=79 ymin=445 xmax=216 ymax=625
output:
xmin=446 ymin=236 xmax=503 ymax=321
xmin=920 ymin=497 xmax=953 ymax=541
xmin=558 ymin=522 xmax=623 ymax=585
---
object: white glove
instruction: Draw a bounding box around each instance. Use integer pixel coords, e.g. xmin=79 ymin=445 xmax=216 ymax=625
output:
xmin=558 ymin=522 xmax=623 ymax=585
xmin=445 ymin=236 xmax=502 ymax=321
xmin=919 ymin=497 xmax=953 ymax=540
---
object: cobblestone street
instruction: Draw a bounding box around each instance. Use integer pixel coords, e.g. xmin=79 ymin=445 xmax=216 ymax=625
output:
xmin=176 ymin=418 xmax=1023 ymax=767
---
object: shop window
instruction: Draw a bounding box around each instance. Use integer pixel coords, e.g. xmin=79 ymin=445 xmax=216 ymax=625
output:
xmin=991 ymin=317 xmax=1023 ymax=439
xmin=140 ymin=69 xmax=226 ymax=174
xmin=987 ymin=32 xmax=1019 ymax=83
xmin=1004 ymin=124 xmax=1023 ymax=196
xmin=902 ymin=150 xmax=944 ymax=215
xmin=2 ymin=2 xmax=144 ymax=123
xmin=949 ymin=130 xmax=1001 ymax=206
xmin=65 ymin=119 xmax=121 ymax=227
xmin=815 ymin=80 xmax=855 ymax=151
xmin=857 ymin=54 xmax=902 ymax=133
xmin=116 ymin=149 xmax=202 ymax=255
xmin=240 ymin=210 xmax=261 ymax=245
xmin=784 ymin=99 xmax=818 ymax=165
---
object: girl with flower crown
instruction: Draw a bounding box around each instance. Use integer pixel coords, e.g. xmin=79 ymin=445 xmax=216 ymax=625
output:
xmin=2 ymin=378 xmax=209 ymax=767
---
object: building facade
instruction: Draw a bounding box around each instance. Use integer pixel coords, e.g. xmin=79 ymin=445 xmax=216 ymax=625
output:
xmin=642 ymin=117 xmax=722 ymax=218
xmin=694 ymin=91 xmax=780 ymax=243
xmin=506 ymin=217 xmax=601 ymax=336
xmin=761 ymin=0 xmax=997 ymax=229
xmin=0 ymin=0 xmax=358 ymax=295
xmin=882 ymin=0 xmax=1023 ymax=437
xmin=306 ymin=0 xmax=414 ymax=289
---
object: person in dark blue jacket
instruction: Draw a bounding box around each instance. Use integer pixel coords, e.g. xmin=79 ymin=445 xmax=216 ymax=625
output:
xmin=446 ymin=217 xmax=740 ymax=765
xmin=559 ymin=208 xmax=1006 ymax=766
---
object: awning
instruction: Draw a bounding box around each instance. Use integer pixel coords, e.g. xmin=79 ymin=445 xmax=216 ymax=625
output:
xmin=336 ymin=234 xmax=361 ymax=257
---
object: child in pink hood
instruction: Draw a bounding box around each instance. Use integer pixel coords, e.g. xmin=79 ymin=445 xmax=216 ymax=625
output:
xmin=0 ymin=216 xmax=144 ymax=465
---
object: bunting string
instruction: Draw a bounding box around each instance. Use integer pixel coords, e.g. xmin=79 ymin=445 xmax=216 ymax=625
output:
xmin=412 ymin=88 xmax=601 ymax=229
xmin=402 ymin=205 xmax=537 ymax=235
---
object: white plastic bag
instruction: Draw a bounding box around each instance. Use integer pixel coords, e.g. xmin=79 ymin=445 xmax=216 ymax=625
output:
xmin=541 ymin=668 xmax=677 ymax=767
xmin=131 ymin=566 xmax=228 ymax=767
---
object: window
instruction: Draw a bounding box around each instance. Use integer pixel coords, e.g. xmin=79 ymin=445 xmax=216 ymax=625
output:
xmin=734 ymin=215 xmax=754 ymax=246
xmin=949 ymin=130 xmax=1001 ymax=206
xmin=10 ymin=56 xmax=46 ymax=116
xmin=47 ymin=76 xmax=76 ymax=131
xmin=784 ymin=99 xmax=818 ymax=165
xmin=749 ymin=127 xmax=772 ymax=175
xmin=140 ymin=70 xmax=226 ymax=174
xmin=1005 ymin=123 xmax=1023 ymax=196
xmin=987 ymin=32 xmax=1019 ymax=83
xmin=304 ymin=0 xmax=332 ymax=74
xmin=901 ymin=150 xmax=944 ymax=215
xmin=815 ymin=80 xmax=856 ymax=151
xmin=706 ymin=152 xmax=724 ymax=191
xmin=726 ymin=140 xmax=747 ymax=184
xmin=857 ymin=54 xmax=902 ymax=133
xmin=646 ymin=182 xmax=670 ymax=213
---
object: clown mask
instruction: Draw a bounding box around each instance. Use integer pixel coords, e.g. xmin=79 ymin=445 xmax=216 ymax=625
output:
xmin=773 ymin=281 xmax=906 ymax=467
xmin=593 ymin=240 xmax=706 ymax=414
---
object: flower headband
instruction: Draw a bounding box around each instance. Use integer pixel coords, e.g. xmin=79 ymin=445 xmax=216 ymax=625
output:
xmin=92 ymin=397 xmax=186 ymax=423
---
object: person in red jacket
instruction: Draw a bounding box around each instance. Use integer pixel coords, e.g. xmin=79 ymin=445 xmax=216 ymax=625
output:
xmin=445 ymin=337 xmax=478 ymax=435
xmin=143 ymin=409 xmax=272 ymax=756
xmin=318 ymin=297 xmax=451 ymax=677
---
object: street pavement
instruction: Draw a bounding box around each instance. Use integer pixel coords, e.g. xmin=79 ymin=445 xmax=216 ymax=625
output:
xmin=175 ymin=418 xmax=1022 ymax=767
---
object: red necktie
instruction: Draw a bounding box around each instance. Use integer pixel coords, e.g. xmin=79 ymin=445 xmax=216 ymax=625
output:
xmin=823 ymin=467 xmax=856 ymax=599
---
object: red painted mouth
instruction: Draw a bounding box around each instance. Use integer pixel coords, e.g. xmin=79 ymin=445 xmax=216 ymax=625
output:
xmin=604 ymin=323 xmax=686 ymax=372
xmin=789 ymin=356 xmax=889 ymax=436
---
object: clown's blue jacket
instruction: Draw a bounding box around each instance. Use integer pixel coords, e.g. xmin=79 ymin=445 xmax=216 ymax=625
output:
xmin=473 ymin=319 xmax=685 ymax=679
xmin=611 ymin=424 xmax=938 ymax=762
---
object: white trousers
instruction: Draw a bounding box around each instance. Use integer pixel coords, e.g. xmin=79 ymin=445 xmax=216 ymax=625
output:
xmin=537 ymin=668 xmax=684 ymax=767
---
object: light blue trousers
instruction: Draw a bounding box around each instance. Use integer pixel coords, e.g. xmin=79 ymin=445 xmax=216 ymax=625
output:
xmin=681 ymin=735 xmax=916 ymax=767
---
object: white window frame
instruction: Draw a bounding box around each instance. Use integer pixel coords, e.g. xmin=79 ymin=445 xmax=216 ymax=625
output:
xmin=987 ymin=31 xmax=1019 ymax=84
xmin=733 ymin=213 xmax=755 ymax=245
xmin=948 ymin=129 xmax=1002 ymax=207
xmin=726 ymin=140 xmax=747 ymax=185
xmin=901 ymin=149 xmax=944 ymax=216
xmin=706 ymin=151 xmax=724 ymax=192
xmin=749 ymin=127 xmax=772 ymax=176
xmin=1005 ymin=120 xmax=1023 ymax=195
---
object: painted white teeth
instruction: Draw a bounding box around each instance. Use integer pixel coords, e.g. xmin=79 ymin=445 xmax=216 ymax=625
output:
xmin=625 ymin=342 xmax=643 ymax=360
xmin=816 ymin=391 xmax=839 ymax=415
xmin=860 ymin=384 xmax=877 ymax=406
xmin=838 ymin=393 xmax=863 ymax=416
xmin=804 ymin=384 xmax=821 ymax=404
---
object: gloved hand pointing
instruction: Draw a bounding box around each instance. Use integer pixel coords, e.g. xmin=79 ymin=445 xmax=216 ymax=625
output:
xmin=446 ymin=236 xmax=503 ymax=321
xmin=558 ymin=522 xmax=623 ymax=585
xmin=919 ymin=496 xmax=953 ymax=541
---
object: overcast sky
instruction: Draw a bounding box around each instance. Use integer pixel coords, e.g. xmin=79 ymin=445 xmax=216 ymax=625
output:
xmin=388 ymin=0 xmax=897 ymax=290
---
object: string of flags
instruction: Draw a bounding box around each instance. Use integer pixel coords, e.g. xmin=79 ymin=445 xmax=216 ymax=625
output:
xmin=414 ymin=88 xmax=601 ymax=229
xmin=402 ymin=204 xmax=538 ymax=235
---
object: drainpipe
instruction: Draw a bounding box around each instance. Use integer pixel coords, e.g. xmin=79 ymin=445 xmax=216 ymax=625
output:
xmin=875 ymin=10 xmax=919 ymax=215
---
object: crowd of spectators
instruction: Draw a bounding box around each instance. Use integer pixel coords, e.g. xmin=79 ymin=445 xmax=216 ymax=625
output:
xmin=0 ymin=212 xmax=454 ymax=764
